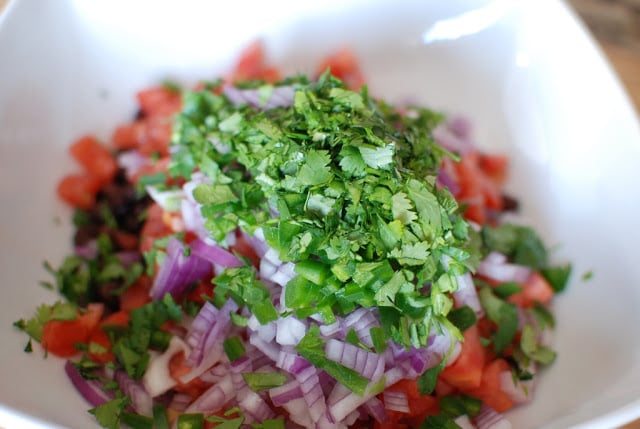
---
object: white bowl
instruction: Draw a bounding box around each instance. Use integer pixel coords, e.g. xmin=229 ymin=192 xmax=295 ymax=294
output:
xmin=1 ymin=1 xmax=639 ymax=428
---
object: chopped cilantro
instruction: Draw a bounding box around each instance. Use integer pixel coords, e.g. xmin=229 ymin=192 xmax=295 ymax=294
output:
xmin=481 ymin=223 xmax=548 ymax=269
xmin=223 ymin=336 xmax=246 ymax=362
xmin=169 ymin=75 xmax=471 ymax=349
xmin=242 ymin=372 xmax=288 ymax=391
xmin=13 ymin=301 xmax=77 ymax=342
xmin=541 ymin=263 xmax=572 ymax=292
xmin=89 ymin=396 xmax=130 ymax=429
xmin=478 ymin=287 xmax=518 ymax=353
xmin=447 ymin=306 xmax=477 ymax=332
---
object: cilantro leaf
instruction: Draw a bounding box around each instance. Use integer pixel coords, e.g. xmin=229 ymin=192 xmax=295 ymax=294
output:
xmin=89 ymin=397 xmax=130 ymax=429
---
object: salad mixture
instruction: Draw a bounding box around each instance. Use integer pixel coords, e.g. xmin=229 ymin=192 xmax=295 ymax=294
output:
xmin=15 ymin=42 xmax=571 ymax=429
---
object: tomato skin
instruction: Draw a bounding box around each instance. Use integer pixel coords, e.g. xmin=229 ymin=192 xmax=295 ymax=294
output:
xmin=465 ymin=358 xmax=514 ymax=413
xmin=439 ymin=325 xmax=485 ymax=390
xmin=230 ymin=40 xmax=281 ymax=83
xmin=69 ymin=135 xmax=118 ymax=185
xmin=508 ymin=272 xmax=554 ymax=308
xmin=168 ymin=351 xmax=211 ymax=398
xmin=119 ymin=275 xmax=152 ymax=312
xmin=478 ymin=154 xmax=508 ymax=186
xmin=316 ymin=48 xmax=365 ymax=90
xmin=139 ymin=203 xmax=173 ymax=253
xmin=87 ymin=310 xmax=130 ymax=363
xmin=56 ymin=173 xmax=99 ymax=209
xmin=136 ymin=86 xmax=181 ymax=118
xmin=41 ymin=303 xmax=104 ymax=357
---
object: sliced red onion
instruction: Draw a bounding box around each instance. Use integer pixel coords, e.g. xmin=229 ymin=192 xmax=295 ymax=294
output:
xmin=473 ymin=404 xmax=512 ymax=429
xmin=260 ymin=248 xmax=296 ymax=288
xmin=142 ymin=337 xmax=190 ymax=397
xmin=328 ymin=389 xmax=374 ymax=424
xmin=248 ymin=316 xmax=277 ymax=343
xmin=296 ymin=365 xmax=327 ymax=424
xmin=169 ymin=393 xmax=192 ymax=412
xmin=74 ymin=240 xmax=98 ymax=260
xmin=146 ymin=185 xmax=184 ymax=212
xmin=361 ymin=396 xmax=388 ymax=424
xmin=249 ymin=333 xmax=281 ymax=362
xmin=180 ymin=198 xmax=209 ymax=241
xmin=499 ymin=369 xmax=536 ymax=405
xmin=478 ymin=251 xmax=531 ymax=284
xmin=341 ymin=307 xmax=379 ymax=348
xmin=383 ymin=390 xmax=410 ymax=413
xmin=449 ymin=115 xmax=473 ymax=139
xmin=115 ymin=370 xmax=153 ymax=416
xmin=275 ymin=315 xmax=307 ymax=346
xmin=276 ymin=351 xmax=311 ymax=375
xmin=222 ymin=84 xmax=296 ymax=110
xmin=117 ymin=149 xmax=148 ymax=180
xmin=451 ymin=272 xmax=483 ymax=317
xmin=437 ymin=167 xmax=461 ymax=195
xmin=64 ymin=360 xmax=112 ymax=407
xmin=440 ymin=255 xmax=483 ymax=317
xmin=325 ymin=339 xmax=384 ymax=380
xmin=185 ymin=373 xmax=234 ymax=413
xmin=282 ymin=397 xmax=314 ymax=428
xmin=432 ymin=123 xmax=474 ymax=155
xmin=190 ymin=238 xmax=243 ymax=269
xmin=319 ymin=321 xmax=341 ymax=338
xmin=238 ymin=388 xmax=277 ymax=423
xmin=269 ymin=378 xmax=304 ymax=407
xmin=116 ymin=250 xmax=141 ymax=267
xmin=199 ymin=362 xmax=229 ymax=384
xmin=181 ymin=299 xmax=238 ymax=382
xmin=454 ymin=414 xmax=476 ymax=429
xmin=149 ymin=237 xmax=212 ymax=301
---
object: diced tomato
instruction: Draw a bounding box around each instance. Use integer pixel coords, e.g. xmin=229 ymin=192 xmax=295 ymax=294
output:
xmin=112 ymin=121 xmax=144 ymax=150
xmin=478 ymin=154 xmax=508 ymax=186
xmin=119 ymin=275 xmax=152 ymax=311
xmin=383 ymin=379 xmax=439 ymax=426
xmin=453 ymin=151 xmax=506 ymax=222
xmin=434 ymin=378 xmax=456 ymax=397
xmin=140 ymin=203 xmax=174 ymax=253
xmin=131 ymin=156 xmax=170 ymax=185
xmin=508 ymin=272 xmax=555 ymax=308
xmin=112 ymin=117 xmax=172 ymax=157
xmin=169 ymin=351 xmax=211 ymax=398
xmin=439 ymin=325 xmax=485 ymax=390
xmin=185 ymin=280 xmax=214 ymax=305
xmin=69 ymin=135 xmax=118 ymax=185
xmin=228 ymin=230 xmax=260 ymax=267
xmin=87 ymin=328 xmax=113 ymax=363
xmin=87 ymin=310 xmax=130 ymax=363
xmin=374 ymin=418 xmax=409 ymax=429
xmin=465 ymin=358 xmax=514 ymax=413
xmin=112 ymin=230 xmax=139 ymax=251
xmin=56 ymin=173 xmax=99 ymax=209
xmin=41 ymin=303 xmax=104 ymax=357
xmin=136 ymin=86 xmax=182 ymax=118
xmin=229 ymin=40 xmax=281 ymax=83
xmin=101 ymin=310 xmax=131 ymax=327
xmin=316 ymin=48 xmax=366 ymax=90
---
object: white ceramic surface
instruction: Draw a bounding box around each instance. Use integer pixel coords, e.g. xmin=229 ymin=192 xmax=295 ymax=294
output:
xmin=1 ymin=1 xmax=639 ymax=428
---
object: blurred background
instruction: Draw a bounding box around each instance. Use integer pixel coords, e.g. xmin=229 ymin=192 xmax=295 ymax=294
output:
xmin=0 ymin=0 xmax=638 ymax=426
xmin=0 ymin=0 xmax=636 ymax=113
xmin=569 ymin=0 xmax=640 ymax=114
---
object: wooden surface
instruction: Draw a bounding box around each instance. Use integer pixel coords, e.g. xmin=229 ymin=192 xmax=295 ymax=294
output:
xmin=0 ymin=0 xmax=638 ymax=428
